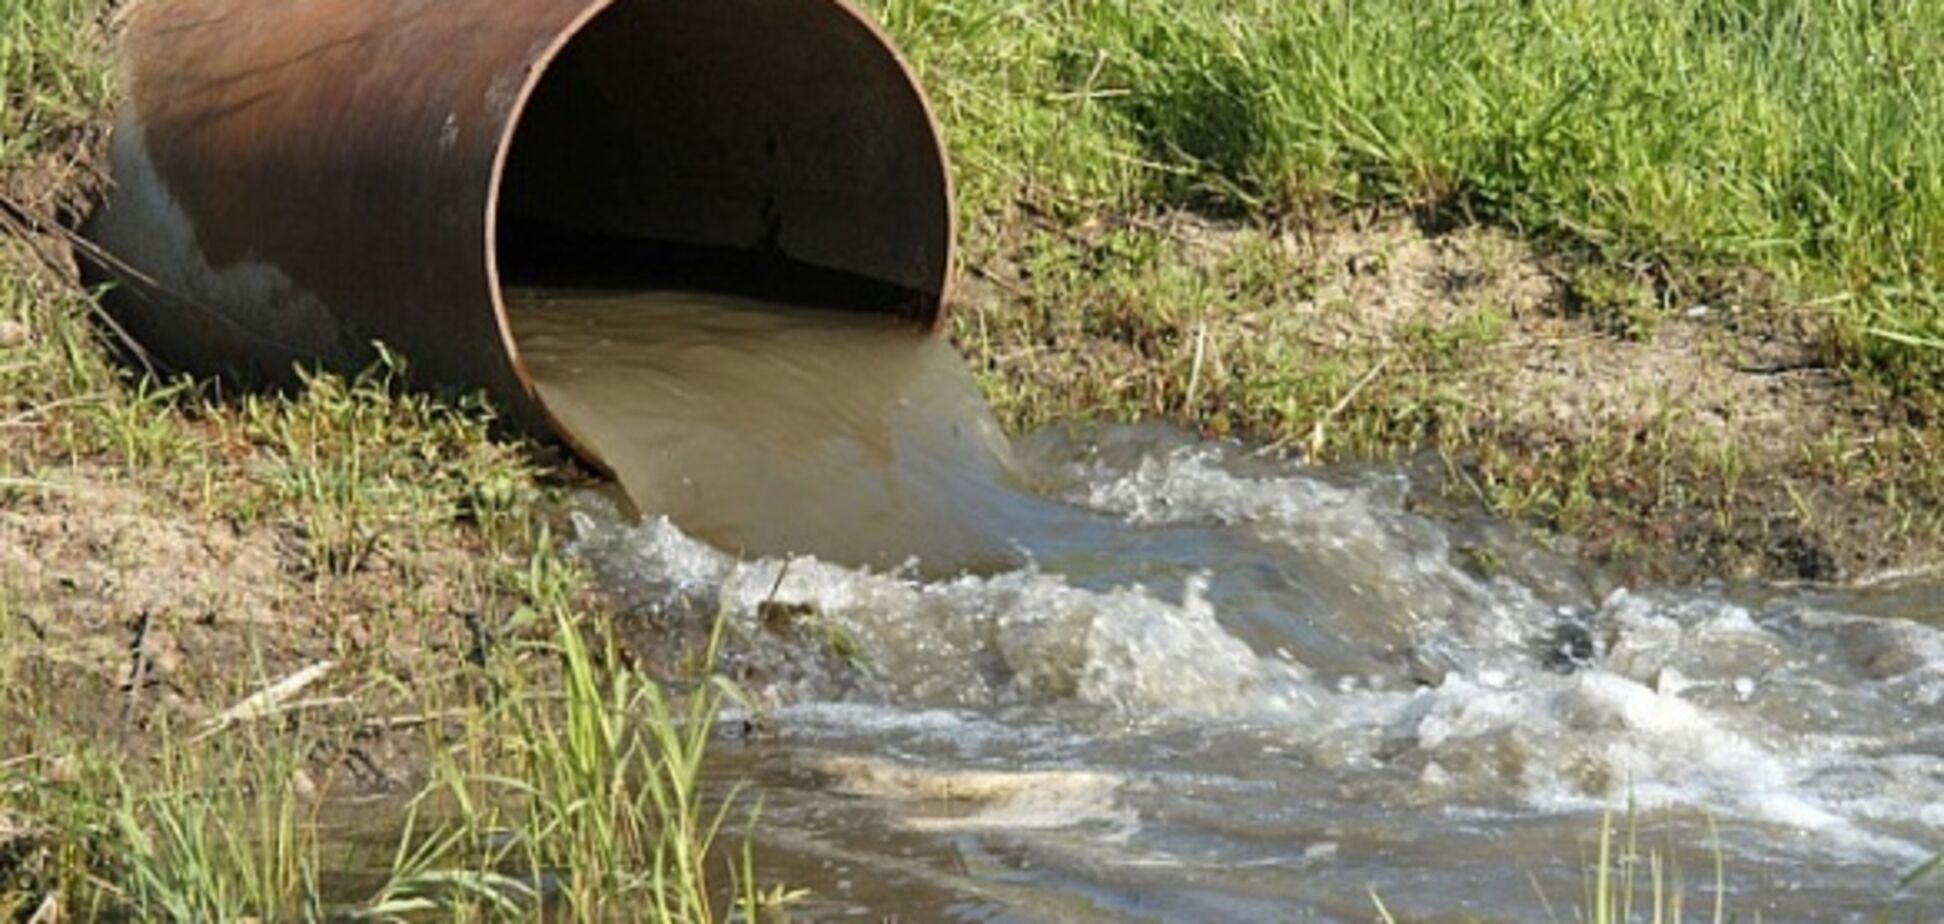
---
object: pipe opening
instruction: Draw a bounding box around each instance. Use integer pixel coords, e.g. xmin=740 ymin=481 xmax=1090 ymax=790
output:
xmin=493 ymin=0 xmax=952 ymax=320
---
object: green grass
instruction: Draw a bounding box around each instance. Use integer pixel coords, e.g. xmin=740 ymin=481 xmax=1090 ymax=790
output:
xmin=0 ymin=0 xmax=110 ymax=195
xmin=1 ymin=578 xmax=787 ymax=921
xmin=1577 ymin=808 xmax=1725 ymax=924
xmin=0 ymin=265 xmax=543 ymax=580
xmin=1371 ymin=805 xmax=1729 ymax=924
xmin=873 ymin=0 xmax=1944 ymax=390
xmin=421 ymin=608 xmax=798 ymax=922
xmin=1370 ymin=806 xmax=1943 ymax=923
xmin=110 ymin=732 xmax=330 ymax=922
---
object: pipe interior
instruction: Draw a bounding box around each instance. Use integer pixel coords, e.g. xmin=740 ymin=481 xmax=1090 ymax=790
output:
xmin=495 ymin=0 xmax=950 ymax=319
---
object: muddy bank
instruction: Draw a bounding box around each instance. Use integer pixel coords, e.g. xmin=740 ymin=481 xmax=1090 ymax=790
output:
xmin=6 ymin=188 xmax=1937 ymax=735
xmin=2 ymin=471 xmax=475 ymax=755
xmin=5 ymin=202 xmax=1936 ymax=764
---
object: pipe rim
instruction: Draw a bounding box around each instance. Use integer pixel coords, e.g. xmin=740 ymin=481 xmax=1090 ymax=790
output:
xmin=481 ymin=0 xmax=958 ymax=471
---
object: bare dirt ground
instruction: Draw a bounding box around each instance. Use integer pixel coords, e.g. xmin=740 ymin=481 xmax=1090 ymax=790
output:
xmin=0 ymin=474 xmax=478 ymax=746
xmin=1316 ymin=217 xmax=1884 ymax=583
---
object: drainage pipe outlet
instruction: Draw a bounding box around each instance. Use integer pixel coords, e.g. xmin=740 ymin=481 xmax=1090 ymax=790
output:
xmin=87 ymin=0 xmax=955 ymax=455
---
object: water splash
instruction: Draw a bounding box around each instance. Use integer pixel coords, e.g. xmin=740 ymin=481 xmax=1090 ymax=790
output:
xmin=568 ymin=427 xmax=1944 ymax=918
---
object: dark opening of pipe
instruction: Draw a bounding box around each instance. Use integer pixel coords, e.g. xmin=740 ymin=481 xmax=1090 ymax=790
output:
xmin=492 ymin=0 xmax=953 ymax=322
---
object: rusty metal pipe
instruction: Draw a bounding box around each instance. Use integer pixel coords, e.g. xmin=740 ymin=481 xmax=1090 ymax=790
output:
xmin=86 ymin=0 xmax=954 ymax=454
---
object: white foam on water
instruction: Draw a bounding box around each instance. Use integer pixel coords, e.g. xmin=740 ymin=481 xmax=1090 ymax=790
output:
xmin=767 ymin=701 xmax=1058 ymax=759
xmin=1072 ymin=445 xmax=1555 ymax=673
xmin=570 ymin=504 xmax=1321 ymax=720
xmin=1387 ymin=669 xmax=1928 ymax=862
xmin=566 ymin=431 xmax=1944 ymax=889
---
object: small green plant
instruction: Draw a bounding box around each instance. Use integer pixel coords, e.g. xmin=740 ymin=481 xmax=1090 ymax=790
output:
xmin=494 ymin=609 xmax=784 ymax=921
xmin=102 ymin=723 xmax=415 ymax=922
xmin=13 ymin=602 xmax=784 ymax=922
xmin=1579 ymin=807 xmax=1727 ymax=924
xmin=1368 ymin=805 xmax=1732 ymax=923
xmin=112 ymin=749 xmax=322 ymax=923
xmin=419 ymin=604 xmax=796 ymax=923
xmin=346 ymin=806 xmax=535 ymax=922
xmin=1567 ymin=264 xmax=1662 ymax=343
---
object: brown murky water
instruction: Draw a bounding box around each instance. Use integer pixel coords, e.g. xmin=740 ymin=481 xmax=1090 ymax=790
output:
xmin=504 ymin=286 xmax=1943 ymax=921
xmin=509 ymin=286 xmax=1027 ymax=575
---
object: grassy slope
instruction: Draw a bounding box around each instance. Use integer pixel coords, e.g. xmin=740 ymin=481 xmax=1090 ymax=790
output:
xmin=881 ymin=0 xmax=1943 ymax=373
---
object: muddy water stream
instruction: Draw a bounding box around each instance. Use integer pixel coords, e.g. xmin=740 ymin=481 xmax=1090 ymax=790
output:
xmin=510 ymin=286 xmax=1943 ymax=921
xmin=510 ymin=287 xmax=1031 ymax=574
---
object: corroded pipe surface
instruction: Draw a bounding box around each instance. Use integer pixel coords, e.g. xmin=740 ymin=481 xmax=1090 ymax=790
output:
xmin=87 ymin=0 xmax=954 ymax=449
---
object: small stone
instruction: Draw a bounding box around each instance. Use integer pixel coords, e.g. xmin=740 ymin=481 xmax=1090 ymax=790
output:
xmin=0 ymin=319 xmax=28 ymax=349
xmin=1543 ymin=622 xmax=1598 ymax=674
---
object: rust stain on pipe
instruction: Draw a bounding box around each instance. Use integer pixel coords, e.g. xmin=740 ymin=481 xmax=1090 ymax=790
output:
xmin=86 ymin=0 xmax=955 ymax=457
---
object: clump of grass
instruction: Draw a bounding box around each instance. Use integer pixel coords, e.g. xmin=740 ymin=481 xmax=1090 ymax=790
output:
xmin=0 ymin=0 xmax=112 ymax=172
xmin=1381 ymin=807 xmax=1939 ymax=922
xmin=110 ymin=729 xmax=326 ymax=922
xmin=228 ymin=345 xmax=540 ymax=576
xmin=431 ymin=607 xmax=796 ymax=922
xmin=5 ymin=602 xmax=784 ymax=922
xmin=100 ymin=709 xmax=539 ymax=922
xmin=1578 ymin=807 xmax=1727 ymax=924
xmin=1369 ymin=805 xmax=1730 ymax=924
xmin=0 ymin=265 xmax=117 ymax=422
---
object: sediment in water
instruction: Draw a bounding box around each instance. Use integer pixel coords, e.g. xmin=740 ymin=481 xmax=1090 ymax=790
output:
xmin=507 ymin=284 xmax=1029 ymax=573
